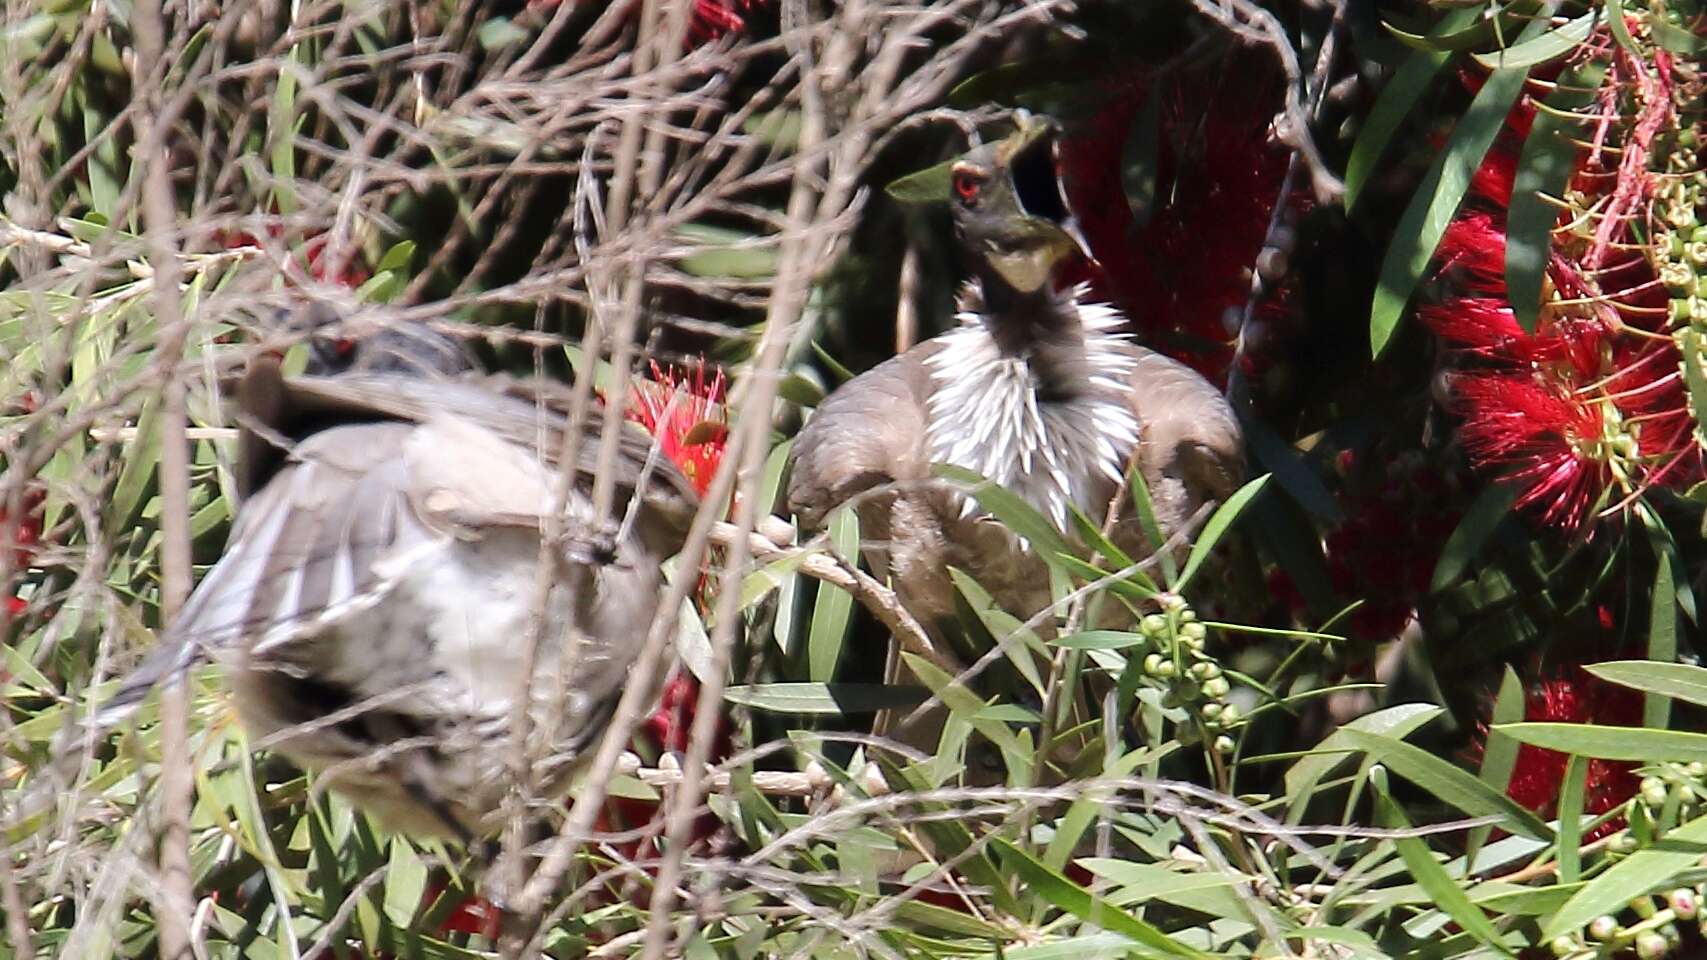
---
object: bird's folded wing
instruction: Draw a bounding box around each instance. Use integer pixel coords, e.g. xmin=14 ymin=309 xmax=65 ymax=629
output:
xmin=277 ymin=374 xmax=699 ymax=535
xmin=96 ymin=423 xmax=432 ymax=722
xmin=786 ymin=350 xmax=935 ymax=531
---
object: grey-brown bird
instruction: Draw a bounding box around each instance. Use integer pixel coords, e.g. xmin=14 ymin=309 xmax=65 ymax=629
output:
xmin=787 ymin=119 xmax=1245 ymax=749
xmin=100 ymin=313 xmax=698 ymax=839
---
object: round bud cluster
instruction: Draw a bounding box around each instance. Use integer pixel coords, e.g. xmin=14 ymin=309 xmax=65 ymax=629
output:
xmin=1634 ymin=762 xmax=1707 ymax=822
xmin=1549 ymin=888 xmax=1705 ymax=959
xmin=1654 ymin=127 xmax=1707 ymax=329
xmin=1136 ymin=594 xmax=1240 ymax=754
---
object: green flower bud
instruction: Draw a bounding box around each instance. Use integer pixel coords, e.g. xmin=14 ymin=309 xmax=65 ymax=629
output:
xmin=1672 ymin=888 xmax=1699 ymax=919
xmin=1213 ymin=735 xmax=1235 ymax=755
xmin=1202 ymin=677 xmax=1231 ymax=699
xmin=1143 ymin=653 xmax=1165 ymax=676
xmin=1588 ymin=914 xmax=1619 ymax=941
xmin=1549 ymin=935 xmax=1577 ymax=957
xmin=1141 ymin=613 xmax=1168 ymax=636
xmin=1635 ymin=930 xmax=1668 ymax=960
xmin=1201 ymin=702 xmax=1224 ymax=721
xmin=1181 ymin=621 xmax=1207 ymax=642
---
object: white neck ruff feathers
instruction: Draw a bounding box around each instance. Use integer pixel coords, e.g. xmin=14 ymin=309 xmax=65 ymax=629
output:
xmin=925 ymin=287 xmax=1139 ymax=531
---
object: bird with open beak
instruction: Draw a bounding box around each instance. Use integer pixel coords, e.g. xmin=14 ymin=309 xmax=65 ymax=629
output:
xmin=787 ymin=117 xmax=1246 ymax=770
xmin=96 ymin=307 xmax=699 ymax=840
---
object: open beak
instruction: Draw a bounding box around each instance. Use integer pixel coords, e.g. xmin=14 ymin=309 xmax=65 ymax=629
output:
xmin=1004 ymin=119 xmax=1099 ymax=268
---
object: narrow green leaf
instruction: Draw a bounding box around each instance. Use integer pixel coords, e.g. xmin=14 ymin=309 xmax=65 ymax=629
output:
xmin=1053 ymin=630 xmax=1145 ymax=650
xmin=1586 ymin=661 xmax=1707 ymax=708
xmin=934 ymin=463 xmax=1073 ymax=565
xmin=806 ymin=508 xmax=858 ymax=681
xmin=1344 ymin=7 xmax=1481 ymax=210
xmin=723 ymin=683 xmax=925 ymax=714
xmin=1176 ymin=474 xmax=1270 ymax=590
xmin=1284 ymin=703 xmax=1442 ymax=801
xmin=1338 ymin=728 xmax=1551 ymax=840
xmin=886 ymin=160 xmax=954 ymax=204
xmin=1506 ymin=61 xmax=1603 ymax=330
xmin=1246 ymin=420 xmax=1340 ymax=521
xmin=1556 ymin=754 xmax=1587 ymax=885
xmin=1370 ymin=65 xmax=1530 ymax=356
xmin=1497 ymin=722 xmax=1707 ymax=763
xmin=1544 ymin=813 xmax=1707 ymax=938
xmin=991 ymin=839 xmax=1205 ymax=958
xmin=1371 ymin=773 xmax=1511 ymax=951
xmin=1647 ymin=545 xmax=1680 ymax=730
xmin=1471 ymin=11 xmax=1597 ymax=68
xmin=1430 ymin=483 xmax=1518 ymax=591
xmin=383 ymin=838 xmax=428 ymax=928
xmin=1467 ymin=666 xmax=1525 ymax=867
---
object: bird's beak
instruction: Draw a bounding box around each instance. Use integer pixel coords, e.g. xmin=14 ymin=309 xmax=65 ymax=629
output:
xmin=1000 ymin=118 xmax=1098 ymax=270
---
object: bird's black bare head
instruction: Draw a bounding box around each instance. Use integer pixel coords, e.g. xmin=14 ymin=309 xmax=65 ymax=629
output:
xmin=287 ymin=303 xmax=477 ymax=378
xmin=947 ymin=116 xmax=1093 ymax=296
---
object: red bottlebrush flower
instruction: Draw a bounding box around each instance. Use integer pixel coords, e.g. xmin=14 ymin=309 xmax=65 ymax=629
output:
xmin=1427 ymin=48 xmax=1701 ymax=533
xmin=1058 ymin=54 xmax=1303 ymax=383
xmin=424 ymin=880 xmax=501 ymax=939
xmin=627 ymin=361 xmax=728 ymax=497
xmin=5 ymin=596 xmax=24 ymax=617
xmin=1494 ymin=664 xmax=1641 ymax=837
xmin=526 ymin=0 xmax=760 ymax=47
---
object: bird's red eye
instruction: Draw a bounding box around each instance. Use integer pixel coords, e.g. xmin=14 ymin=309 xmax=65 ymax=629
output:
xmin=953 ymin=170 xmax=981 ymax=203
xmin=334 ymin=337 xmax=356 ymax=357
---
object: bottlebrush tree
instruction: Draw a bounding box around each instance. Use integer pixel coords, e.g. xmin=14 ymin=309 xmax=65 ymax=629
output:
xmin=1 ymin=0 xmax=1706 ymax=957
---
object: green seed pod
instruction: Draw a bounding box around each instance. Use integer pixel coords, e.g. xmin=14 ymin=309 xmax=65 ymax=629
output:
xmin=1155 ymin=659 xmax=1177 ymax=679
xmin=1181 ymin=621 xmax=1208 ymax=642
xmin=1202 ymin=677 xmax=1231 ymax=699
xmin=1201 ymin=702 xmax=1224 ymax=721
xmin=1218 ymin=703 xmax=1241 ymax=725
xmin=1143 ymin=653 xmax=1165 ymax=676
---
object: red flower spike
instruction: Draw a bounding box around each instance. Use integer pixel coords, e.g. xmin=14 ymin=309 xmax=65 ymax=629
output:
xmin=1427 ymin=42 xmax=1701 ymax=533
xmin=1494 ymin=664 xmax=1641 ymax=839
xmin=626 ymin=361 xmax=729 ymax=497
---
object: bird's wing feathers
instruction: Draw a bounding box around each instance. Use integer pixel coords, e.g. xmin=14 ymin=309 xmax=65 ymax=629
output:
xmin=96 ymin=423 xmax=425 ymax=723
xmin=1122 ymin=346 xmax=1247 ymax=525
xmin=787 ymin=348 xmax=936 ymax=531
xmin=280 ymin=373 xmax=698 ymax=540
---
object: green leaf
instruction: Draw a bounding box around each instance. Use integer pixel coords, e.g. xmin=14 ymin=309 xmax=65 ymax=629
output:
xmin=1497 ymin=723 xmax=1707 ymax=764
xmin=1587 ymin=661 xmax=1707 ymax=709
xmin=1643 ymin=517 xmax=1683 ymax=729
xmin=1370 ymin=65 xmax=1530 ymax=356
xmin=1555 ymin=754 xmax=1587 ymax=885
xmin=1506 ymin=60 xmax=1603 ymax=330
xmin=1053 ymin=630 xmax=1145 ymax=650
xmin=1285 ymin=703 xmax=1442 ymax=801
xmin=1344 ymin=7 xmax=1480 ymax=210
xmin=382 ymin=837 xmax=428 ymax=928
xmin=903 ymin=652 xmax=1031 ymax=781
xmin=722 ymin=683 xmax=925 ymax=715
xmin=1430 ymin=483 xmax=1518 ymax=591
xmin=1543 ymin=813 xmax=1707 ymax=938
xmin=1177 ymin=474 xmax=1269 ymax=589
xmin=1371 ymin=770 xmax=1512 ymax=951
xmin=1467 ymin=666 xmax=1524 ymax=867
xmin=886 ymin=160 xmax=953 ymax=205
xmin=1246 ymin=420 xmax=1340 ymax=521
xmin=1337 ymin=727 xmax=1551 ymax=840
xmin=990 ymin=839 xmax=1205 ymax=958
xmin=676 ymin=223 xmax=778 ymax=279
xmin=933 ymin=463 xmax=1073 ymax=566
xmin=806 ymin=508 xmax=858 ymax=681
xmin=1472 ymin=11 xmax=1597 ymax=68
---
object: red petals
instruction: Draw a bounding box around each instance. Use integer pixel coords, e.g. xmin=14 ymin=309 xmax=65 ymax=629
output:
xmin=627 ymin=361 xmax=728 ymax=497
xmin=1500 ymin=665 xmax=1641 ymax=836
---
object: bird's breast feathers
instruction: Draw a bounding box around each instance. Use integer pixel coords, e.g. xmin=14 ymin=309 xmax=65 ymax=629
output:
xmin=924 ymin=296 xmax=1139 ymax=530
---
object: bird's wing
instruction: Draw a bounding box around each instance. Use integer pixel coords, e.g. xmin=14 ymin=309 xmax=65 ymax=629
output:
xmin=274 ymin=372 xmax=699 ymax=552
xmin=96 ymin=421 xmax=431 ymax=724
xmin=1122 ymin=346 xmax=1247 ymax=529
xmin=787 ymin=348 xmax=938 ymax=531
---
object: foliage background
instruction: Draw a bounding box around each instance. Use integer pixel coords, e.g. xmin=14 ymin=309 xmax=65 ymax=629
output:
xmin=2 ymin=0 xmax=1706 ymax=957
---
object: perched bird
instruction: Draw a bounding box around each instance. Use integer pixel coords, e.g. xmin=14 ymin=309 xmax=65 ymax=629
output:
xmin=99 ymin=310 xmax=699 ymax=839
xmin=787 ymin=119 xmax=1245 ymax=750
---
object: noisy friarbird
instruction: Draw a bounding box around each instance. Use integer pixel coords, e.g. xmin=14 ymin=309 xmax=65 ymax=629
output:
xmin=787 ymin=119 xmax=1245 ymax=758
xmin=98 ymin=311 xmax=698 ymax=839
